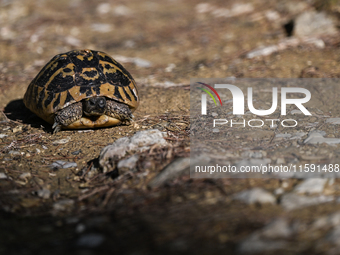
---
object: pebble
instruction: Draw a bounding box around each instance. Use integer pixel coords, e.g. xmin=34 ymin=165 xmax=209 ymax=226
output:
xmin=71 ymin=149 xmax=82 ymax=155
xmin=0 ymin=134 xmax=7 ymax=138
xmin=114 ymin=55 xmax=152 ymax=68
xmin=281 ymin=193 xmax=334 ymax=211
xmin=148 ymin=157 xmax=190 ymax=188
xmin=96 ymin=3 xmax=111 ymax=14
xmin=76 ymin=233 xmax=105 ymax=248
xmin=37 ymin=188 xmax=51 ymax=199
xmin=290 ymin=109 xmax=304 ymax=115
xmin=117 ymin=154 xmax=139 ymax=170
xmin=294 ymin=178 xmax=328 ymax=194
xmin=19 ymin=172 xmax=32 ymax=180
xmin=65 ymin=36 xmax=81 ymax=47
xmin=91 ymin=23 xmax=113 ymax=33
xmin=52 ymin=199 xmax=75 ymax=211
xmin=113 ymin=5 xmax=132 ymax=16
xmin=99 ymin=129 xmax=168 ymax=172
xmin=238 ymin=218 xmax=293 ymax=253
xmin=326 ymin=118 xmax=340 ymax=124
xmin=294 ymin=11 xmax=337 ymax=37
xmin=313 ymin=212 xmax=340 ymax=230
xmin=12 ymin=126 xmax=22 ymax=133
xmin=0 ymin=172 xmax=8 ymax=179
xmin=304 ymin=131 xmax=340 ymax=145
xmin=233 ymin=188 xmax=276 ymax=205
xmin=75 ymin=223 xmax=86 ymax=233
xmin=50 ymin=160 xmax=77 ymax=169
xmin=52 ymin=137 xmax=71 ymax=145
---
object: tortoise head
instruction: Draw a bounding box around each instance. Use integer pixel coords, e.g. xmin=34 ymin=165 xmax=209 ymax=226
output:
xmin=83 ymin=97 xmax=106 ymax=116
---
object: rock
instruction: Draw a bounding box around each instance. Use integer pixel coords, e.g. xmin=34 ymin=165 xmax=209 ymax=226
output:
xmin=304 ymin=131 xmax=340 ymax=145
xmin=12 ymin=126 xmax=22 ymax=133
xmin=52 ymin=137 xmax=71 ymax=145
xmin=0 ymin=172 xmax=8 ymax=179
xmin=233 ymin=188 xmax=276 ymax=205
xmin=117 ymin=154 xmax=139 ymax=170
xmin=0 ymin=111 xmax=8 ymax=123
xmin=238 ymin=218 xmax=294 ymax=253
xmin=313 ymin=212 xmax=340 ymax=229
xmin=50 ymin=160 xmax=77 ymax=169
xmin=19 ymin=172 xmax=32 ymax=180
xmin=76 ymin=233 xmax=105 ymax=248
xmin=326 ymin=118 xmax=340 ymax=124
xmin=99 ymin=129 xmax=168 ymax=172
xmin=37 ymin=188 xmax=51 ymax=199
xmin=148 ymin=157 xmax=190 ymax=188
xmin=294 ymin=11 xmax=337 ymax=37
xmin=294 ymin=178 xmax=328 ymax=194
xmin=281 ymin=193 xmax=334 ymax=211
xmin=91 ymin=23 xmax=113 ymax=33
xmin=0 ymin=134 xmax=7 ymax=138
xmin=96 ymin=3 xmax=111 ymax=14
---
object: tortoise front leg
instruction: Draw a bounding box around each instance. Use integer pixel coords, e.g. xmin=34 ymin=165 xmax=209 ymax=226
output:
xmin=52 ymin=102 xmax=82 ymax=133
xmin=105 ymin=100 xmax=133 ymax=125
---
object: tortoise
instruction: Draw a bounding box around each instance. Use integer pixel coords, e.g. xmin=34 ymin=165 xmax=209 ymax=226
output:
xmin=24 ymin=49 xmax=139 ymax=133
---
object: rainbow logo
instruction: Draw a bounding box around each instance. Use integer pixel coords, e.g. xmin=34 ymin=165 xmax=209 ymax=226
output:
xmin=196 ymin=82 xmax=223 ymax=106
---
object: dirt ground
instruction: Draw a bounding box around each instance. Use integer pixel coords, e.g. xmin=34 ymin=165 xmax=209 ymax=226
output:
xmin=1 ymin=0 xmax=340 ymax=254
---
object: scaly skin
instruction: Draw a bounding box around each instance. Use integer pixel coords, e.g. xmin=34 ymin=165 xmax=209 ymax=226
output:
xmin=52 ymin=99 xmax=132 ymax=133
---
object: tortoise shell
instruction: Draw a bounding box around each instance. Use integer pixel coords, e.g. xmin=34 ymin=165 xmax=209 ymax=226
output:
xmin=24 ymin=49 xmax=139 ymax=125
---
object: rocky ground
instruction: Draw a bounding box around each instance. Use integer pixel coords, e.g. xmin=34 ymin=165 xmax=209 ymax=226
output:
xmin=1 ymin=0 xmax=340 ymax=254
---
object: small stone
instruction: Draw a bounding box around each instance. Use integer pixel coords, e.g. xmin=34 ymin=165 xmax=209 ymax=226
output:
xmin=52 ymin=137 xmax=71 ymax=145
xmin=233 ymin=188 xmax=276 ymax=205
xmin=96 ymin=3 xmax=111 ymax=14
xmin=117 ymin=155 xmax=139 ymax=170
xmin=294 ymin=11 xmax=337 ymax=37
xmin=290 ymin=109 xmax=303 ymax=115
xmin=294 ymin=178 xmax=328 ymax=194
xmin=148 ymin=157 xmax=190 ymax=188
xmin=53 ymin=199 xmax=74 ymax=211
xmin=76 ymin=223 xmax=86 ymax=233
xmin=281 ymin=193 xmax=333 ymax=211
xmin=19 ymin=172 xmax=31 ymax=180
xmin=326 ymin=118 xmax=340 ymax=124
xmin=37 ymin=188 xmax=51 ymax=199
xmin=237 ymin=218 xmax=293 ymax=253
xmin=71 ymin=149 xmax=82 ymax=155
xmin=274 ymin=187 xmax=284 ymax=195
xmin=76 ymin=233 xmax=105 ymax=248
xmin=0 ymin=172 xmax=7 ymax=179
xmin=8 ymin=150 xmax=21 ymax=155
xmin=114 ymin=55 xmax=152 ymax=68
xmin=304 ymin=131 xmax=340 ymax=145
xmin=12 ymin=126 xmax=22 ymax=133
xmin=0 ymin=134 xmax=7 ymax=138
xmin=100 ymin=129 xmax=168 ymax=173
xmin=313 ymin=212 xmax=340 ymax=229
xmin=91 ymin=23 xmax=113 ymax=33
xmin=50 ymin=160 xmax=77 ymax=169
xmin=35 ymin=148 xmax=41 ymax=154
xmin=42 ymin=145 xmax=48 ymax=150
xmin=65 ymin=36 xmax=81 ymax=47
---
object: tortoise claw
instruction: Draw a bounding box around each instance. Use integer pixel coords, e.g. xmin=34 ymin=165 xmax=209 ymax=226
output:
xmin=52 ymin=121 xmax=61 ymax=133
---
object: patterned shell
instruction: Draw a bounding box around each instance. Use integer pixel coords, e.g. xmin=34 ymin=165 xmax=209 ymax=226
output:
xmin=24 ymin=49 xmax=139 ymax=124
